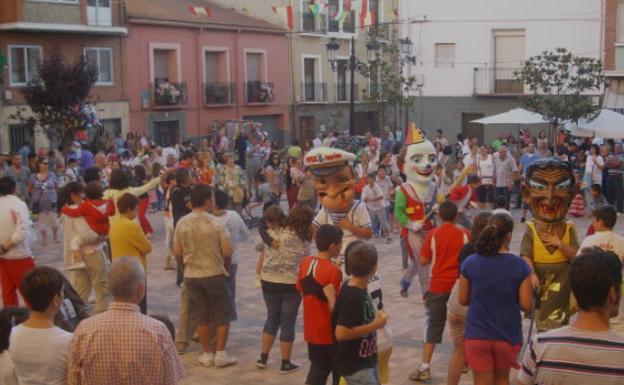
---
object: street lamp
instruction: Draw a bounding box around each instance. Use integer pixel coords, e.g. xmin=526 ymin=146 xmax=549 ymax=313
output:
xmin=325 ymin=37 xmax=376 ymax=136
xmin=401 ymin=36 xmax=416 ymax=64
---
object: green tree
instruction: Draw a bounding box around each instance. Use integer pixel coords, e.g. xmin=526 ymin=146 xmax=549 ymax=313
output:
xmin=12 ymin=50 xmax=98 ymax=144
xmin=358 ymin=26 xmax=416 ymax=132
xmin=514 ymin=47 xmax=604 ymax=145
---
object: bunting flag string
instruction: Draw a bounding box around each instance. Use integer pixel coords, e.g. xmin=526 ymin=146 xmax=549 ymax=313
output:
xmin=345 ymin=0 xmax=363 ymax=14
xmin=332 ymin=11 xmax=349 ymax=25
xmin=230 ymin=6 xmax=252 ymax=17
xmin=360 ymin=10 xmax=375 ymax=30
xmin=271 ymin=6 xmax=294 ymax=30
xmin=387 ymin=8 xmax=398 ymax=19
xmin=188 ymin=6 xmax=212 ymax=18
xmin=310 ymin=3 xmax=329 ymax=17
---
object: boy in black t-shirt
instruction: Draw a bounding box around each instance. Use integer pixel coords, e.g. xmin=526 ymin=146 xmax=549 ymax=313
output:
xmin=332 ymin=243 xmax=388 ymax=385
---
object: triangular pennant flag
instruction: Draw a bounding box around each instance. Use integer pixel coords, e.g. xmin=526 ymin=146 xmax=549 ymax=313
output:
xmin=310 ymin=3 xmax=329 ymax=17
xmin=332 ymin=11 xmax=348 ymax=25
xmin=345 ymin=0 xmax=362 ymax=13
xmin=230 ymin=6 xmax=252 ymax=16
xmin=387 ymin=8 xmax=398 ymax=19
xmin=271 ymin=6 xmax=294 ymax=30
xmin=188 ymin=6 xmax=212 ymax=18
xmin=360 ymin=10 xmax=375 ymax=30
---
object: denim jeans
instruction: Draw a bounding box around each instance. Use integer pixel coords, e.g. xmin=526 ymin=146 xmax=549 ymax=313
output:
xmin=228 ymin=263 xmax=238 ymax=321
xmin=368 ymin=208 xmax=390 ymax=236
xmin=494 ymin=186 xmax=511 ymax=210
xmin=262 ymin=289 xmax=302 ymax=342
xmin=344 ymin=367 xmax=379 ymax=385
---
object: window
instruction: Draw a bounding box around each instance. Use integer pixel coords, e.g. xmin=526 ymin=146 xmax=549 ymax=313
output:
xmin=205 ymin=51 xmax=229 ymax=83
xmin=618 ymin=0 xmax=624 ymax=42
xmin=28 ymin=0 xmax=77 ymax=3
xmin=9 ymin=124 xmax=32 ymax=152
xmin=336 ymin=59 xmax=348 ymax=101
xmin=87 ymin=0 xmax=112 ymax=26
xmin=246 ymin=53 xmax=263 ymax=82
xmin=435 ymin=43 xmax=455 ymax=68
xmin=85 ymin=47 xmax=113 ymax=85
xmin=9 ymin=45 xmax=42 ymax=86
xmin=153 ymin=49 xmax=171 ymax=84
xmin=326 ymin=0 xmax=355 ymax=34
xmin=493 ymin=30 xmax=525 ymax=67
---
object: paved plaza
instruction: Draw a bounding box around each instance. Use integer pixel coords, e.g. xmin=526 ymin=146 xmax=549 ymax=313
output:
xmin=20 ymin=206 xmax=624 ymax=385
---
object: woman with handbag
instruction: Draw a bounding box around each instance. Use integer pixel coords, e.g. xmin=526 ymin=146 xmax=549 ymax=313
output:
xmin=476 ymin=145 xmax=495 ymax=211
xmin=218 ymin=152 xmax=249 ymax=215
xmin=584 ymin=144 xmax=604 ymax=195
xmin=28 ymin=157 xmax=59 ymax=245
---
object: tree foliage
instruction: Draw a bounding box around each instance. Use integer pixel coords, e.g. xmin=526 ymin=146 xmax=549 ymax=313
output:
xmin=12 ymin=50 xmax=98 ymax=144
xmin=358 ymin=26 xmax=416 ymax=131
xmin=514 ymin=47 xmax=604 ymax=126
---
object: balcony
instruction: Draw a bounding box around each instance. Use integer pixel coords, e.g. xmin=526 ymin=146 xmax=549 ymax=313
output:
xmin=246 ymin=82 xmax=275 ymax=103
xmin=301 ymin=12 xmax=327 ymax=34
xmin=152 ymin=82 xmax=188 ymax=107
xmin=204 ymin=82 xmax=236 ymax=105
xmin=336 ymin=83 xmax=359 ymax=102
xmin=473 ymin=67 xmax=524 ymax=96
xmin=302 ymin=83 xmax=327 ymax=102
xmin=328 ymin=11 xmax=355 ymax=34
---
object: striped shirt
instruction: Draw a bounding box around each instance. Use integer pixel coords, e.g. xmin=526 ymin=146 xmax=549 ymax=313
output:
xmin=518 ymin=326 xmax=624 ymax=385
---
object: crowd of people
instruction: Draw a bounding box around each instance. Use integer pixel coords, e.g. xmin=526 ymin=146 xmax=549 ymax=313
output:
xmin=0 ymin=124 xmax=621 ymax=385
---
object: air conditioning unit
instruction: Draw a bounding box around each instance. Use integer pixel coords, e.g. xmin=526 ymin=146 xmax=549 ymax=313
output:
xmin=591 ymin=96 xmax=600 ymax=107
xmin=415 ymin=75 xmax=425 ymax=87
xmin=4 ymin=91 xmax=12 ymax=100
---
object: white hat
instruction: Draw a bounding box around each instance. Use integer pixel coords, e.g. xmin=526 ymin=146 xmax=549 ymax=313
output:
xmin=304 ymin=147 xmax=356 ymax=177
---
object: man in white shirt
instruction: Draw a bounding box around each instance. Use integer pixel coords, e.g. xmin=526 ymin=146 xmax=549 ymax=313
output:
xmin=578 ymin=205 xmax=624 ymax=260
xmin=362 ymin=173 xmax=392 ymax=244
xmin=0 ymin=176 xmax=36 ymax=307
xmin=313 ymin=135 xmax=322 ymax=149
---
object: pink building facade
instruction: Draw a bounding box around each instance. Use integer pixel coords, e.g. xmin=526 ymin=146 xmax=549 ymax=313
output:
xmin=124 ymin=1 xmax=290 ymax=146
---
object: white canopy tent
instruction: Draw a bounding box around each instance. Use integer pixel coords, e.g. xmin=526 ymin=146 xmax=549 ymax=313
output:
xmin=565 ymin=109 xmax=624 ymax=139
xmin=470 ymin=108 xmax=548 ymax=125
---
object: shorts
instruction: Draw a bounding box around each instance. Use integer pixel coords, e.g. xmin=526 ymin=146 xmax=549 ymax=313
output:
xmin=424 ymin=291 xmax=451 ymax=344
xmin=343 ymin=367 xmax=379 ymax=385
xmin=476 ymin=185 xmax=495 ymax=203
xmin=447 ymin=311 xmax=466 ymax=346
xmin=307 ymin=343 xmax=339 ymax=385
xmin=464 ymin=339 xmax=522 ymax=372
xmin=185 ymin=275 xmax=231 ymax=327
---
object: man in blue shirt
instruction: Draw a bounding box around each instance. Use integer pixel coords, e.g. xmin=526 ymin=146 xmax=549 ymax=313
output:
xmin=80 ymin=144 xmax=95 ymax=175
xmin=519 ymin=143 xmax=540 ymax=222
xmin=18 ymin=142 xmax=30 ymax=166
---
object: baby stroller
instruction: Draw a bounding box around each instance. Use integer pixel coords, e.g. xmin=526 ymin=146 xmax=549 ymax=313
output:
xmin=242 ymin=195 xmax=263 ymax=229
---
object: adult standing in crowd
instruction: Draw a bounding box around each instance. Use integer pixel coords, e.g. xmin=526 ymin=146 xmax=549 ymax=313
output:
xmin=10 ymin=266 xmax=73 ymax=385
xmin=79 ymin=144 xmax=94 ymax=175
xmin=104 ymin=167 xmax=173 ymax=219
xmin=604 ymin=144 xmax=624 ymax=213
xmin=3 ymin=153 xmax=31 ymax=201
xmin=476 ymin=145 xmax=495 ymax=210
xmin=433 ymin=129 xmax=449 ymax=148
xmin=493 ymin=146 xmax=518 ymax=210
xmin=265 ymin=152 xmax=283 ymax=207
xmin=69 ymin=257 xmax=185 ymax=385
xmin=174 ymin=185 xmax=237 ymax=368
xmin=584 ymin=144 xmax=605 ymax=196
xmin=60 ymin=181 xmax=111 ymax=313
xmin=0 ymin=177 xmax=36 ymax=307
xmin=28 ymin=157 xmax=60 ymax=245
xmin=218 ymin=153 xmax=249 ymax=216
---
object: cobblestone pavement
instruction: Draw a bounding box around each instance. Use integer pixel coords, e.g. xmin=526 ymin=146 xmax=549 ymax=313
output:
xmin=15 ymin=206 xmax=624 ymax=385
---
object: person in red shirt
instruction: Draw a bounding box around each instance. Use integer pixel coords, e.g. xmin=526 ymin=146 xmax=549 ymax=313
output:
xmin=409 ymin=200 xmax=469 ymax=382
xmin=447 ymin=175 xmax=481 ymax=229
xmin=61 ymin=181 xmax=115 ymax=271
xmin=296 ymin=224 xmax=343 ymax=385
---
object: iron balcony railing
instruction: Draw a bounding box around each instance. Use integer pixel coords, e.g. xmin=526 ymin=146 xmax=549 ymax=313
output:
xmin=335 ymin=83 xmax=359 ymax=102
xmin=246 ymin=82 xmax=275 ymax=103
xmin=302 ymin=82 xmax=327 ymax=102
xmin=204 ymin=82 xmax=236 ymax=105
xmin=152 ymin=82 xmax=188 ymax=107
xmin=473 ymin=67 xmax=524 ymax=95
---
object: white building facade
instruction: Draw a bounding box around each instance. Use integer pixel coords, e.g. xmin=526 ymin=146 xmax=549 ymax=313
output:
xmin=399 ymin=0 xmax=604 ymax=144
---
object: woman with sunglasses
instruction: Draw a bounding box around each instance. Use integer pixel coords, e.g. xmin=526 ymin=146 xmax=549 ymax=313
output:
xmin=27 ymin=157 xmax=60 ymax=245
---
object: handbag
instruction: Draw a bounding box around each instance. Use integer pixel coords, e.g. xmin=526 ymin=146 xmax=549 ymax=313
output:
xmin=232 ymin=186 xmax=244 ymax=203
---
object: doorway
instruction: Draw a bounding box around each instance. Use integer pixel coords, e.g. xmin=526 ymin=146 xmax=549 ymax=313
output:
xmin=153 ymin=120 xmax=180 ymax=147
xmin=299 ymin=116 xmax=314 ymax=144
xmin=461 ymin=113 xmax=484 ymax=144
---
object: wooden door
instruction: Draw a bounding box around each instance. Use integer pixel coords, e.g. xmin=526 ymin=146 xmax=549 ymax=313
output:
xmin=461 ymin=113 xmax=484 ymax=144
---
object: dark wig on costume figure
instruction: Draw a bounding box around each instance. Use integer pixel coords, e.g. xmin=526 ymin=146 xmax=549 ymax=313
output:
xmin=525 ymin=158 xmax=576 ymax=200
xmin=475 ymin=213 xmax=514 ymax=257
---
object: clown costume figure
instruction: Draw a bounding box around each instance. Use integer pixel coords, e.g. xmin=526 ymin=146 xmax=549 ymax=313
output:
xmin=395 ymin=125 xmax=443 ymax=298
xmin=520 ymin=158 xmax=579 ymax=332
xmin=305 ymin=147 xmax=372 ymax=263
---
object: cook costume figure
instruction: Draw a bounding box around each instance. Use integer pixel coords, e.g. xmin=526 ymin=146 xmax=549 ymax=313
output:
xmin=305 ymin=147 xmax=372 ymax=260
xmin=395 ymin=125 xmax=442 ymax=297
xmin=520 ymin=158 xmax=579 ymax=332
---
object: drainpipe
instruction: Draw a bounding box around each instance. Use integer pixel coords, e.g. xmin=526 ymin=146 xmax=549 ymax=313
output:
xmin=235 ymin=29 xmax=241 ymax=122
xmin=288 ymin=0 xmax=297 ymax=142
xmin=197 ymin=27 xmax=203 ymax=140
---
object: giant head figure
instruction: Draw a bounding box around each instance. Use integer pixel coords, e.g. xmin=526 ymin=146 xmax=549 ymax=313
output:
xmin=521 ymin=158 xmax=576 ymax=224
xmin=305 ymin=147 xmax=357 ymax=213
xmin=402 ymin=124 xmax=437 ymax=188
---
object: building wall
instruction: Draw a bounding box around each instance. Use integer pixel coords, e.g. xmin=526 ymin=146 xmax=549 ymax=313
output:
xmin=124 ymin=24 xmax=290 ymax=143
xmin=0 ymin=0 xmax=22 ymax=24
xmin=400 ymin=0 xmax=603 ymax=97
xmin=605 ymin=0 xmax=616 ymax=71
xmin=23 ymin=2 xmax=81 ymax=24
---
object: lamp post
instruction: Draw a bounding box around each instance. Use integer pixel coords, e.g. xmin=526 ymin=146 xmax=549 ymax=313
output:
xmin=326 ymin=36 xmax=376 ymax=136
xmin=399 ymin=36 xmax=416 ymax=140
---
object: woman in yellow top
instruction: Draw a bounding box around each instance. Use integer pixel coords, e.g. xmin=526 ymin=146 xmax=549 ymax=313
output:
xmin=109 ymin=193 xmax=152 ymax=314
xmin=104 ymin=167 xmax=174 ymax=220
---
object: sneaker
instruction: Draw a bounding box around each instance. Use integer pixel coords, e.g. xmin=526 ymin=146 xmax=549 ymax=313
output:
xmin=400 ymin=288 xmax=409 ymax=298
xmin=520 ymin=217 xmax=526 ymax=223
xmin=386 ymin=237 xmax=392 ymax=244
xmin=409 ymin=366 xmax=431 ymax=381
xmin=280 ymin=361 xmax=302 ymax=374
xmin=215 ymin=352 xmax=237 ymax=368
xmin=462 ymin=363 xmax=469 ymax=374
xmin=198 ymin=352 xmax=214 ymax=367
xmin=68 ymin=262 xmax=86 ymax=271
xmin=256 ymin=358 xmax=267 ymax=369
